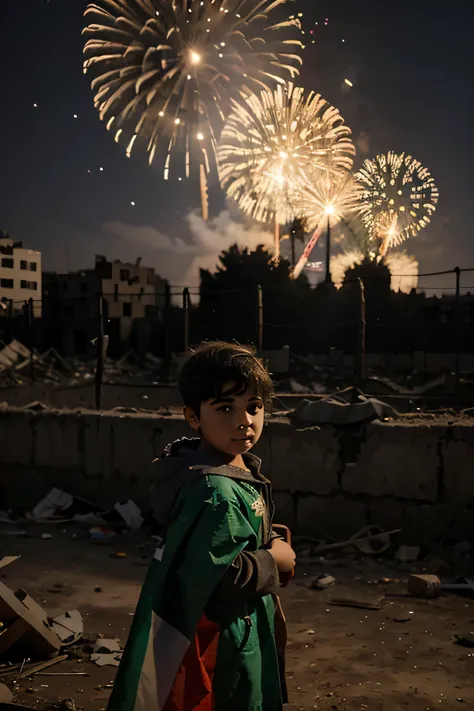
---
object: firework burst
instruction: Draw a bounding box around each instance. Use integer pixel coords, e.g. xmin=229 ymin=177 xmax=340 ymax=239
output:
xmin=295 ymin=171 xmax=361 ymax=231
xmin=355 ymin=152 xmax=439 ymax=255
xmin=217 ymin=82 xmax=355 ymax=225
xmin=83 ymin=0 xmax=303 ymax=179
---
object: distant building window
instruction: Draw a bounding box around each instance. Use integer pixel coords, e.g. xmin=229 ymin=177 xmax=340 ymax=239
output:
xmin=30 ymin=262 xmax=37 ymax=272
xmin=20 ymin=260 xmax=27 ymax=270
xmin=0 ymin=279 xmax=14 ymax=289
xmin=123 ymin=301 xmax=132 ymax=317
xmin=20 ymin=280 xmax=37 ymax=290
xmin=120 ymin=269 xmax=130 ymax=282
xmin=1 ymin=258 xmax=14 ymax=269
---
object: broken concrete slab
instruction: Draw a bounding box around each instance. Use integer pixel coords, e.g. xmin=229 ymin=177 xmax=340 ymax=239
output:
xmin=0 ymin=583 xmax=61 ymax=657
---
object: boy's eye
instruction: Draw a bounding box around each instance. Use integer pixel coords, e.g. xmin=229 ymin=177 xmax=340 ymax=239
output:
xmin=247 ymin=403 xmax=262 ymax=415
xmin=216 ymin=405 xmax=233 ymax=413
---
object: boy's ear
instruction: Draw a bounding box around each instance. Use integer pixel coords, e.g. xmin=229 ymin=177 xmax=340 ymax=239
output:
xmin=184 ymin=406 xmax=200 ymax=431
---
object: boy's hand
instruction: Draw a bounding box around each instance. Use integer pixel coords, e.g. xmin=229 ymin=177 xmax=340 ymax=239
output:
xmin=269 ymin=538 xmax=296 ymax=573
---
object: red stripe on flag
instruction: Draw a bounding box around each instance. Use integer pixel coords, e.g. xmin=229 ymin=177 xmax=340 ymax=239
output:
xmin=163 ymin=615 xmax=220 ymax=711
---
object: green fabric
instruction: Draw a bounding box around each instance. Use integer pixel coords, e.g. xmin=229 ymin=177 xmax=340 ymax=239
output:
xmin=108 ymin=473 xmax=282 ymax=711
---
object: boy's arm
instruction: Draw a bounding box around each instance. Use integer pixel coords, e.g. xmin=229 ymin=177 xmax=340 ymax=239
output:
xmin=214 ymin=548 xmax=279 ymax=603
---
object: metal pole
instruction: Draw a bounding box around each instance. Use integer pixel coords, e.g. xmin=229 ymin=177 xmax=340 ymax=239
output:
xmin=357 ymin=278 xmax=366 ymax=381
xmin=274 ymin=218 xmax=280 ymax=259
xmin=28 ymin=298 xmax=35 ymax=383
xmin=95 ymin=291 xmax=104 ymax=410
xmin=257 ymin=284 xmax=263 ymax=352
xmin=291 ymin=229 xmax=296 ymax=269
xmin=183 ymin=287 xmax=190 ymax=352
xmin=455 ymin=266 xmax=461 ymax=392
xmin=325 ymin=215 xmax=331 ymax=283
xmin=163 ymin=283 xmax=171 ymax=380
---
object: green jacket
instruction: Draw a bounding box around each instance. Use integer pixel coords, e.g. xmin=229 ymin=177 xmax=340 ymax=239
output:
xmin=107 ymin=438 xmax=286 ymax=711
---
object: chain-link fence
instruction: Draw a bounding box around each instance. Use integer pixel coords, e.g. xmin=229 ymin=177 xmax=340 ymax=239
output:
xmin=1 ymin=267 xmax=473 ymax=406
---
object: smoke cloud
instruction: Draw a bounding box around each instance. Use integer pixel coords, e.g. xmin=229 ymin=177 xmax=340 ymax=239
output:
xmin=103 ymin=211 xmax=273 ymax=286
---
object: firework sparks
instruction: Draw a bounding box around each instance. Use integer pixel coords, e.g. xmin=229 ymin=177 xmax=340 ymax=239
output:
xmin=217 ymin=82 xmax=355 ymax=225
xmin=295 ymin=171 xmax=361 ymax=231
xmin=355 ymin=152 xmax=439 ymax=255
xmin=83 ymin=0 xmax=303 ymax=179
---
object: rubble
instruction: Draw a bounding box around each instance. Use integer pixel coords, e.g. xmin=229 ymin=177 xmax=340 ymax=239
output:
xmin=0 ymin=339 xmax=165 ymax=390
xmin=292 ymin=386 xmax=398 ymax=426
xmin=30 ymin=489 xmax=144 ymax=532
xmin=90 ymin=639 xmax=122 ymax=667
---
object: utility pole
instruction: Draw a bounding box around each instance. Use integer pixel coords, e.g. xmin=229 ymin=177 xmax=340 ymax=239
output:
xmin=357 ymin=278 xmax=366 ymax=381
xmin=324 ymin=215 xmax=331 ymax=283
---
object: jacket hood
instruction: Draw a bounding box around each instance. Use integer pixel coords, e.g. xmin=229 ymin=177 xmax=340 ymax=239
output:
xmin=150 ymin=437 xmax=267 ymax=529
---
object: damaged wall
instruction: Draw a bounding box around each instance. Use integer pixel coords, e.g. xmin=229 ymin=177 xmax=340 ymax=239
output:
xmin=0 ymin=408 xmax=473 ymax=544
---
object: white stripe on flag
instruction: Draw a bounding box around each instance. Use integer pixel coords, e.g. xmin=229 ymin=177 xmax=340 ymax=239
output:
xmin=154 ymin=546 xmax=165 ymax=561
xmin=133 ymin=611 xmax=189 ymax=711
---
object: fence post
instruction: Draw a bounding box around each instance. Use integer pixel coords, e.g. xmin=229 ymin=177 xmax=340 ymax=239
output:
xmin=357 ymin=278 xmax=366 ymax=381
xmin=183 ymin=287 xmax=190 ymax=353
xmin=163 ymin=283 xmax=171 ymax=380
xmin=257 ymin=284 xmax=263 ymax=352
xmin=27 ymin=298 xmax=35 ymax=383
xmin=95 ymin=291 xmax=104 ymax=410
xmin=455 ymin=266 xmax=461 ymax=393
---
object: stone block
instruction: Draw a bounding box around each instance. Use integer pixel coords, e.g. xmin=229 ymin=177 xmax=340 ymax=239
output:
xmin=441 ymin=426 xmax=474 ymax=506
xmin=367 ymin=498 xmax=405 ymax=532
xmin=403 ymin=503 xmax=454 ymax=546
xmin=82 ymin=414 xmax=114 ymax=478
xmin=0 ymin=411 xmax=33 ymax=466
xmin=35 ymin=414 xmax=81 ymax=469
xmin=341 ymin=422 xmax=442 ymax=502
xmin=266 ymin=422 xmax=340 ymax=494
xmin=112 ymin=416 xmax=156 ymax=480
xmin=296 ymin=495 xmax=368 ymax=539
xmin=272 ymin=492 xmax=295 ymax=528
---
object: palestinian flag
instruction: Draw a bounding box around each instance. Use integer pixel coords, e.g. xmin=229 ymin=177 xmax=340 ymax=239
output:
xmin=107 ymin=475 xmax=283 ymax=711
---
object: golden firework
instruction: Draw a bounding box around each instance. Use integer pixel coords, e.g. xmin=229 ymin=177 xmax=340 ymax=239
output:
xmin=217 ymin=82 xmax=355 ymax=225
xmin=83 ymin=0 xmax=303 ymax=179
xmin=355 ymin=152 xmax=439 ymax=255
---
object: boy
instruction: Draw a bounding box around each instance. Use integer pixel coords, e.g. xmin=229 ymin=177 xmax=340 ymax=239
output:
xmin=108 ymin=341 xmax=296 ymax=711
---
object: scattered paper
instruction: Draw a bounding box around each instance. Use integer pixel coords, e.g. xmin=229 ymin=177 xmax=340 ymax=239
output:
xmin=51 ymin=610 xmax=84 ymax=646
xmin=114 ymin=501 xmax=144 ymax=532
xmin=92 ymin=638 xmax=121 ymax=654
xmin=32 ymin=489 xmax=74 ymax=521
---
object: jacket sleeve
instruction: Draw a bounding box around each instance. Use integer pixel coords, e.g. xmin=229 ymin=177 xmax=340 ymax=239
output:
xmin=213 ymin=548 xmax=279 ymax=603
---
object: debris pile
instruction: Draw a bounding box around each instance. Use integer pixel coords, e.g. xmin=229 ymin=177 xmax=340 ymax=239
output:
xmin=0 ymin=339 xmax=165 ymax=390
xmin=30 ymin=488 xmax=144 ymax=532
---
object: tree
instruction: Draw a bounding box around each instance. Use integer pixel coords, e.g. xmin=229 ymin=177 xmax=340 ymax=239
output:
xmin=195 ymin=244 xmax=311 ymax=350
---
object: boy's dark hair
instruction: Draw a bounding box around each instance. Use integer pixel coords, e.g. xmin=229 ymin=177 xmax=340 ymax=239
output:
xmin=179 ymin=341 xmax=273 ymax=415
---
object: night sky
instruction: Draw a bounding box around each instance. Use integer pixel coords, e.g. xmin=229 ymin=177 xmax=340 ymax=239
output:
xmin=1 ymin=0 xmax=473 ymax=292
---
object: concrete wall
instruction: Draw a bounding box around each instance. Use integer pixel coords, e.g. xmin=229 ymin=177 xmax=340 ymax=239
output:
xmin=1 ymin=407 xmax=473 ymax=545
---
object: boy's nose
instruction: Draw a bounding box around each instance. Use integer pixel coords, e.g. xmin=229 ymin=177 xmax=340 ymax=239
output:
xmin=238 ymin=411 xmax=253 ymax=429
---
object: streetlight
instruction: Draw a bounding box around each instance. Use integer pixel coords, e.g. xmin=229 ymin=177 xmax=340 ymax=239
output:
xmin=324 ymin=204 xmax=335 ymax=283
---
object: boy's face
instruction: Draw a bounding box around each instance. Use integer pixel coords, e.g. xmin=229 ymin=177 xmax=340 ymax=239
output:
xmin=185 ymin=383 xmax=265 ymax=456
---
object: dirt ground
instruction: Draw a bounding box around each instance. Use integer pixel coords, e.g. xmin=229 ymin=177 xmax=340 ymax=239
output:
xmin=1 ymin=529 xmax=473 ymax=711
